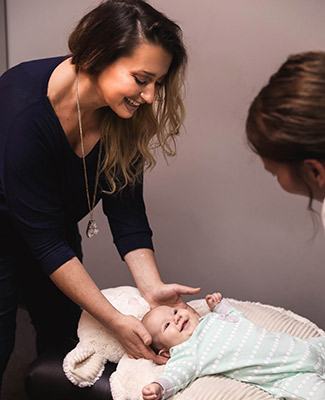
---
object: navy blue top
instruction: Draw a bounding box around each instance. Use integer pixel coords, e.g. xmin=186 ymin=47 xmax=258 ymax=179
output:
xmin=0 ymin=57 xmax=153 ymax=275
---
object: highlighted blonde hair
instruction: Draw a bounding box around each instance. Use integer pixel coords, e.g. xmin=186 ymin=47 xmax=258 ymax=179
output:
xmin=69 ymin=0 xmax=187 ymax=192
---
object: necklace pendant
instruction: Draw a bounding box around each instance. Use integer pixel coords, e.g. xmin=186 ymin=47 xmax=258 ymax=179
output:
xmin=86 ymin=219 xmax=99 ymax=238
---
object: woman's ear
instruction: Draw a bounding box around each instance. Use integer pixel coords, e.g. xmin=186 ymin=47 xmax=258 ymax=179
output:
xmin=302 ymin=159 xmax=325 ymax=188
xmin=158 ymin=348 xmax=171 ymax=360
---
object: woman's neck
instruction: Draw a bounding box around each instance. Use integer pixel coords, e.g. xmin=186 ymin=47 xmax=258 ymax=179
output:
xmin=47 ymin=58 xmax=101 ymax=157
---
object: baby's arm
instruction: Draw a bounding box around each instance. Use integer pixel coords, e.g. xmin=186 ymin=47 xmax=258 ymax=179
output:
xmin=150 ymin=358 xmax=197 ymax=399
xmin=206 ymin=292 xmax=245 ymax=319
xmin=206 ymin=292 xmax=223 ymax=311
xmin=142 ymin=382 xmax=163 ymax=400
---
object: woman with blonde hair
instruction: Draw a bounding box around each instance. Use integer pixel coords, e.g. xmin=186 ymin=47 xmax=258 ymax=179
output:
xmin=0 ymin=0 xmax=199 ymax=389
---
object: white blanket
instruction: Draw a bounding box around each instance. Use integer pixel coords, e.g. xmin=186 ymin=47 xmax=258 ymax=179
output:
xmin=63 ymin=286 xmax=324 ymax=400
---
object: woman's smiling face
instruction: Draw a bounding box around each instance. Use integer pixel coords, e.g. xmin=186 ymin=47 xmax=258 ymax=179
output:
xmin=95 ymin=42 xmax=172 ymax=118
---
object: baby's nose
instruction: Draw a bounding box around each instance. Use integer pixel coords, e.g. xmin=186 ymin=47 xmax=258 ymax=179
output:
xmin=174 ymin=313 xmax=182 ymax=323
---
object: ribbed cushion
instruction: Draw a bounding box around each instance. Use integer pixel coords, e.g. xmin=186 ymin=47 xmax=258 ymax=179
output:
xmin=229 ymin=299 xmax=323 ymax=339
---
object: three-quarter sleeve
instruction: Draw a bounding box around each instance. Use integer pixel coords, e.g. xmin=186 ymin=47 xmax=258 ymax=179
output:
xmin=102 ymin=178 xmax=154 ymax=259
xmin=2 ymin=103 xmax=76 ymax=275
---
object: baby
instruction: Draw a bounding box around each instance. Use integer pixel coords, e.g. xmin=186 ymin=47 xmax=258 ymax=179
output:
xmin=142 ymin=293 xmax=325 ymax=400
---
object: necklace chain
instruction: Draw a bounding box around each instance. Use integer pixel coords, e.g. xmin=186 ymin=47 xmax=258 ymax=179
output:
xmin=76 ymin=70 xmax=102 ymax=238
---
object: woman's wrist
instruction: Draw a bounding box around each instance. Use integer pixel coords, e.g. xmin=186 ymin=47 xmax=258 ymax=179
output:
xmin=124 ymin=248 xmax=164 ymax=295
xmin=102 ymin=309 xmax=127 ymax=334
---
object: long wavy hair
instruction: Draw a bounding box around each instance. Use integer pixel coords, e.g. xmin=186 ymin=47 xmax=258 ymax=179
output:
xmin=69 ymin=0 xmax=187 ymax=192
xmin=246 ymin=51 xmax=325 ymax=207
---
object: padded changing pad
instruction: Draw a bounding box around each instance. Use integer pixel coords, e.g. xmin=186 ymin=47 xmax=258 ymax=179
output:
xmin=63 ymin=287 xmax=324 ymax=400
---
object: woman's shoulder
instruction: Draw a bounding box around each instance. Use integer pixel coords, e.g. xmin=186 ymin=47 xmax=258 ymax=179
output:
xmin=0 ymin=57 xmax=67 ymax=125
xmin=0 ymin=56 xmax=68 ymax=98
xmin=1 ymin=56 xmax=68 ymax=76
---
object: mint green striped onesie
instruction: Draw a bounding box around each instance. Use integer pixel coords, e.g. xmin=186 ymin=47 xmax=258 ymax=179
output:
xmin=155 ymin=299 xmax=325 ymax=400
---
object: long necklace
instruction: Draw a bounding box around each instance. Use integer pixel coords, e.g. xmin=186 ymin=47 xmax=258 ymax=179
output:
xmin=76 ymin=70 xmax=102 ymax=238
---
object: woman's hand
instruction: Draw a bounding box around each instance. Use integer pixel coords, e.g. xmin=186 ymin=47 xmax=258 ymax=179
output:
xmin=144 ymin=283 xmax=201 ymax=314
xmin=125 ymin=249 xmax=200 ymax=314
xmin=109 ymin=285 xmax=201 ymax=364
xmin=109 ymin=313 xmax=167 ymax=365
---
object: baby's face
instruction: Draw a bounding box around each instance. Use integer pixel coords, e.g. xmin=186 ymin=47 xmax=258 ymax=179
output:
xmin=143 ymin=305 xmax=200 ymax=351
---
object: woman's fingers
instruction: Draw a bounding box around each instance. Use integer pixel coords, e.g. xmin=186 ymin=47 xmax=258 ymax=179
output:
xmin=172 ymin=284 xmax=201 ymax=295
xmin=114 ymin=315 xmax=167 ymax=364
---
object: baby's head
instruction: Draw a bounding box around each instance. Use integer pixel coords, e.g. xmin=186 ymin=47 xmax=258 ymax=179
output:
xmin=142 ymin=305 xmax=200 ymax=359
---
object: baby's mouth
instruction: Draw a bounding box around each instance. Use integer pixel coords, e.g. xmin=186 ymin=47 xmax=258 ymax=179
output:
xmin=181 ymin=320 xmax=188 ymax=331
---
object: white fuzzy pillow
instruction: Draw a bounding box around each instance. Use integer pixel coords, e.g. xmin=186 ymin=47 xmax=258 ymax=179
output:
xmin=63 ymin=286 xmax=150 ymax=387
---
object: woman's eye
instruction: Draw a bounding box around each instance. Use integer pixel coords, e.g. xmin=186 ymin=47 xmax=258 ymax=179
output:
xmin=164 ymin=322 xmax=170 ymax=330
xmin=134 ymin=76 xmax=146 ymax=86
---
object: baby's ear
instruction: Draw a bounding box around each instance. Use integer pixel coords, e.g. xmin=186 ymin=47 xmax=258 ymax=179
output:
xmin=158 ymin=349 xmax=170 ymax=360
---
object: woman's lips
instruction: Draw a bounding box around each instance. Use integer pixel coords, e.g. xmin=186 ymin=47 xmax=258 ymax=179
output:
xmin=124 ymin=96 xmax=141 ymax=111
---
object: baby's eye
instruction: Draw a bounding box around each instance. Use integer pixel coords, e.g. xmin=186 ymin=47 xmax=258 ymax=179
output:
xmin=164 ymin=322 xmax=170 ymax=330
xmin=174 ymin=309 xmax=178 ymax=315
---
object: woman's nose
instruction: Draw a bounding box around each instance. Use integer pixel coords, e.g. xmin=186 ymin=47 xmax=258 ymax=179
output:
xmin=140 ymin=84 xmax=155 ymax=104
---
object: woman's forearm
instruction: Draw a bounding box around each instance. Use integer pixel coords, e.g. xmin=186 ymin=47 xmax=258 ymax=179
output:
xmin=49 ymin=256 xmax=121 ymax=327
xmin=124 ymin=248 xmax=163 ymax=297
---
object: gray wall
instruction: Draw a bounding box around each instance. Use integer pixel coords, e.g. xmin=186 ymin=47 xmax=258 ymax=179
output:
xmin=0 ymin=0 xmax=7 ymax=74
xmin=5 ymin=0 xmax=325 ymax=329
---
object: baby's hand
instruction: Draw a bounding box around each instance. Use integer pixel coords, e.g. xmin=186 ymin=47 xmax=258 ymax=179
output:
xmin=142 ymin=382 xmax=163 ymax=400
xmin=206 ymin=292 xmax=223 ymax=311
